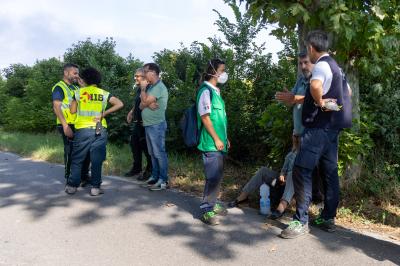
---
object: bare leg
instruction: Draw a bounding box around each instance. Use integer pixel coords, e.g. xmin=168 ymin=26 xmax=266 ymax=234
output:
xmin=236 ymin=191 xmax=249 ymax=202
xmin=276 ymin=199 xmax=289 ymax=213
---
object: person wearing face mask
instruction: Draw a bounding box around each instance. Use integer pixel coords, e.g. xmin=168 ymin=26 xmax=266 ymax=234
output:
xmin=196 ymin=58 xmax=230 ymax=226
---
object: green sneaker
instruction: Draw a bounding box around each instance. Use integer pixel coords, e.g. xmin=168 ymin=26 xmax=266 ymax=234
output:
xmin=280 ymin=220 xmax=310 ymax=239
xmin=213 ymin=203 xmax=228 ymax=216
xmin=201 ymin=211 xmax=219 ymax=226
xmin=311 ymin=216 xmax=336 ymax=233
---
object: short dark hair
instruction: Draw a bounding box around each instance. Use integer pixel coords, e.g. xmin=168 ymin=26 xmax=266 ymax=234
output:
xmin=80 ymin=67 xmax=102 ymax=85
xmin=298 ymin=51 xmax=308 ymax=59
xmin=203 ymin=58 xmax=225 ymax=81
xmin=306 ymin=30 xmax=329 ymax=52
xmin=63 ymin=63 xmax=79 ymax=71
xmin=143 ymin=63 xmax=160 ymax=76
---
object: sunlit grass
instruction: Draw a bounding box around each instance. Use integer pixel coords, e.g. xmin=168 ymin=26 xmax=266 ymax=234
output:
xmin=0 ymin=129 xmax=253 ymax=198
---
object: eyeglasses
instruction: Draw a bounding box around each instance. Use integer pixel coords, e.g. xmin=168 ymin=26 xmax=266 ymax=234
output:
xmin=134 ymin=75 xmax=143 ymax=78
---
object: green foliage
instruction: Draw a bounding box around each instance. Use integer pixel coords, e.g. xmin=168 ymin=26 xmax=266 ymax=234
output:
xmin=64 ymin=38 xmax=143 ymax=143
xmin=1 ymin=59 xmax=62 ymax=132
xmin=238 ymin=0 xmax=400 ymax=76
xmin=0 ymin=77 xmax=6 ymax=125
xmin=2 ymin=64 xmax=32 ymax=97
xmin=0 ymin=1 xmax=399 ymax=201
xmin=258 ymin=102 xmax=292 ymax=168
xmin=338 ymin=118 xmax=375 ymax=176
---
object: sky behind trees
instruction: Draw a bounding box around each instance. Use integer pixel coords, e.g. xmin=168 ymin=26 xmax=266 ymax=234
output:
xmin=0 ymin=0 xmax=283 ymax=70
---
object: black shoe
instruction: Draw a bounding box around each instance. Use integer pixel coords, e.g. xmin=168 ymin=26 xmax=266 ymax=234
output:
xmin=142 ymin=170 xmax=152 ymax=179
xmin=140 ymin=177 xmax=158 ymax=188
xmin=80 ymin=176 xmax=91 ymax=187
xmin=124 ymin=169 xmax=141 ymax=177
xmin=269 ymin=210 xmax=284 ymax=220
xmin=311 ymin=216 xmax=336 ymax=233
xmin=227 ymin=198 xmax=249 ymax=208
xmin=136 ymin=174 xmax=147 ymax=181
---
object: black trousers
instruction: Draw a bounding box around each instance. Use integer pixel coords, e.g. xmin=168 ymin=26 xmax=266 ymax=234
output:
xmin=129 ymin=122 xmax=152 ymax=173
xmin=57 ymin=125 xmax=90 ymax=180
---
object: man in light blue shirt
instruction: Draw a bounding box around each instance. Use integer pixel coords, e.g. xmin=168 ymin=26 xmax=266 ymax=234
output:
xmin=276 ymin=52 xmax=314 ymax=137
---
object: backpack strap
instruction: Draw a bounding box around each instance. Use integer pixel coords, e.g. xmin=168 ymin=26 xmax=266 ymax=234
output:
xmin=196 ymin=84 xmax=214 ymax=135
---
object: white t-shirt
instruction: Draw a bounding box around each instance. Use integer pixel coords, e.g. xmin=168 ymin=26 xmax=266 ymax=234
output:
xmin=197 ymin=81 xmax=220 ymax=116
xmin=310 ymin=54 xmax=333 ymax=95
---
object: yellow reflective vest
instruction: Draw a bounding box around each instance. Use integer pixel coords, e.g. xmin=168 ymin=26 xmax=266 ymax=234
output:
xmin=52 ymin=81 xmax=78 ymax=125
xmin=74 ymin=85 xmax=110 ymax=130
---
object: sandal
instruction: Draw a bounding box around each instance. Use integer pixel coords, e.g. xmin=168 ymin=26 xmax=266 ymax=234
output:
xmin=227 ymin=198 xmax=249 ymax=208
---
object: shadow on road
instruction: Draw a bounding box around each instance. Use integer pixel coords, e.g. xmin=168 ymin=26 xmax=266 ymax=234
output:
xmin=0 ymin=152 xmax=399 ymax=264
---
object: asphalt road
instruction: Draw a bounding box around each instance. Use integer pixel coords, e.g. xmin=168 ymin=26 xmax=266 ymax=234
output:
xmin=0 ymin=151 xmax=399 ymax=266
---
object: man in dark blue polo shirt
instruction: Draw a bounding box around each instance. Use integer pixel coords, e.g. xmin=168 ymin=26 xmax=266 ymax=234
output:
xmin=280 ymin=30 xmax=352 ymax=239
xmin=52 ymin=63 xmax=90 ymax=184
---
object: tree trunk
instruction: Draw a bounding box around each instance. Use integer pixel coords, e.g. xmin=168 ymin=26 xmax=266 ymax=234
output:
xmin=343 ymin=64 xmax=361 ymax=182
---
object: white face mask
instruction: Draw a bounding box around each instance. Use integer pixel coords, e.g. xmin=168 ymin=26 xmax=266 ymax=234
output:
xmin=217 ymin=72 xmax=228 ymax=84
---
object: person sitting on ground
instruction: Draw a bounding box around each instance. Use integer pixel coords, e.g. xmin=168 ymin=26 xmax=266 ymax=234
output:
xmin=228 ymin=135 xmax=299 ymax=219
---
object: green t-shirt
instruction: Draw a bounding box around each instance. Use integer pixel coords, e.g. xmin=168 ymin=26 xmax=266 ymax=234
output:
xmin=142 ymin=80 xmax=169 ymax=126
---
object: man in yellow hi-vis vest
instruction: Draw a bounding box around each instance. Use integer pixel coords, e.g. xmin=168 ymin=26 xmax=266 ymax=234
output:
xmin=66 ymin=67 xmax=123 ymax=196
xmin=52 ymin=63 xmax=90 ymax=182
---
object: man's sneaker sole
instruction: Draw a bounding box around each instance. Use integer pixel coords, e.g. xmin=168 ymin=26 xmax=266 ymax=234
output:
xmin=280 ymin=227 xmax=310 ymax=239
xmin=280 ymin=221 xmax=310 ymax=239
xmin=149 ymin=184 xmax=168 ymax=191
xmin=90 ymin=188 xmax=104 ymax=196
xmin=65 ymin=186 xmax=77 ymax=195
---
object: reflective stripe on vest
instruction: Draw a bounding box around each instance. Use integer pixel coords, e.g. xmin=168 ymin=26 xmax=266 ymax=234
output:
xmin=52 ymin=81 xmax=78 ymax=124
xmin=74 ymin=86 xmax=110 ymax=129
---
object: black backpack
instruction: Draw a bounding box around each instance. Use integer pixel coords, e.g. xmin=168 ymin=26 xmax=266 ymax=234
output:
xmin=180 ymin=86 xmax=213 ymax=147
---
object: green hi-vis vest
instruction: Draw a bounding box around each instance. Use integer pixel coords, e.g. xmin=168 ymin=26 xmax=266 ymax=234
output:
xmin=196 ymin=82 xmax=228 ymax=152
xmin=74 ymin=86 xmax=110 ymax=130
xmin=52 ymin=81 xmax=79 ymax=124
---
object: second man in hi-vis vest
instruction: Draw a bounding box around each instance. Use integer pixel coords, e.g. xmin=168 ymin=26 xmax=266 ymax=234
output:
xmin=51 ymin=63 xmax=90 ymax=184
xmin=65 ymin=67 xmax=123 ymax=196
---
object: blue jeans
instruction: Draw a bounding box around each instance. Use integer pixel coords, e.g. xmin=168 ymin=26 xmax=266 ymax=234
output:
xmin=68 ymin=128 xmax=107 ymax=188
xmin=293 ymin=128 xmax=340 ymax=224
xmin=145 ymin=121 xmax=168 ymax=182
xmin=57 ymin=125 xmax=90 ymax=180
xmin=200 ymin=151 xmax=224 ymax=212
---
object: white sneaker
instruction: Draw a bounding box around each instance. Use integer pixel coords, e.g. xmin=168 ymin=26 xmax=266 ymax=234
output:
xmin=90 ymin=187 xmax=104 ymax=196
xmin=149 ymin=180 xmax=168 ymax=191
xmin=65 ymin=185 xmax=77 ymax=195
